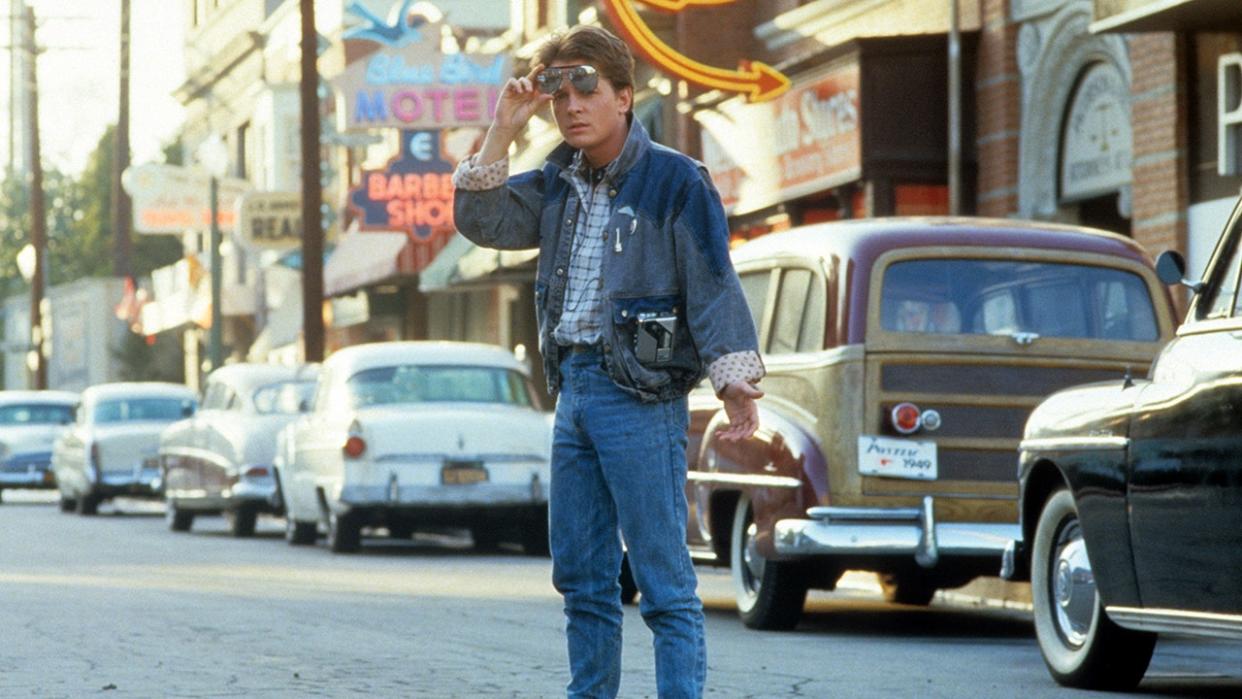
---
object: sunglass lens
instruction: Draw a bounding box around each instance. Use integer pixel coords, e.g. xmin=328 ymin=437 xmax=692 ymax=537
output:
xmin=569 ymin=68 xmax=598 ymax=93
xmin=536 ymin=69 xmax=562 ymax=94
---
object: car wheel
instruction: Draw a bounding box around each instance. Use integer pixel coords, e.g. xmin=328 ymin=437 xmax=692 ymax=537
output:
xmin=75 ymin=491 xmax=99 ymax=516
xmin=879 ymin=572 xmax=937 ymax=606
xmin=520 ymin=506 xmax=550 ymax=557
xmin=386 ymin=521 xmax=414 ymax=539
xmin=225 ymin=505 xmax=258 ymax=538
xmin=165 ymin=499 xmax=194 ymax=532
xmin=619 ymin=553 xmax=639 ymax=606
xmin=731 ymin=493 xmax=808 ymax=630
xmin=326 ymin=509 xmax=361 ymax=553
xmin=472 ymin=524 xmax=502 ymax=551
xmin=59 ymin=495 xmax=77 ymax=513
xmin=285 ymin=517 xmax=317 ymax=545
xmin=1031 ymin=489 xmax=1156 ymax=690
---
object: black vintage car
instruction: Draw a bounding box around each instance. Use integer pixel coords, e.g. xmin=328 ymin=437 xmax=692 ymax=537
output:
xmin=1008 ymin=198 xmax=1242 ymax=689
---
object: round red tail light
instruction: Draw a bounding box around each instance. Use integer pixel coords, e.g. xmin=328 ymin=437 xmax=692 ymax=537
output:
xmin=891 ymin=403 xmax=922 ymax=435
xmin=343 ymin=435 xmax=367 ymax=459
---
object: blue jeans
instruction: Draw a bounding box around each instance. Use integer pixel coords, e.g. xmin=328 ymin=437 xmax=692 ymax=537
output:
xmin=550 ymin=350 xmax=706 ymax=699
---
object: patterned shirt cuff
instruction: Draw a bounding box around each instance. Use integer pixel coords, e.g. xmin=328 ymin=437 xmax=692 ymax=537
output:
xmin=452 ymin=154 xmax=510 ymax=191
xmin=708 ymin=351 xmax=765 ymax=396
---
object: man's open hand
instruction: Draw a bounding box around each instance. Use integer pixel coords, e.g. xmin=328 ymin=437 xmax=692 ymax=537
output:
xmin=718 ymin=381 xmax=763 ymax=442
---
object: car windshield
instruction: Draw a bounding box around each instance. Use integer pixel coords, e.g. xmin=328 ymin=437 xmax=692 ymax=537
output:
xmin=880 ymin=259 xmax=1160 ymax=341
xmin=93 ymin=397 xmax=195 ymax=423
xmin=0 ymin=403 xmax=73 ymax=425
xmin=253 ymin=380 xmax=317 ymax=415
xmin=346 ymin=365 xmax=533 ymax=408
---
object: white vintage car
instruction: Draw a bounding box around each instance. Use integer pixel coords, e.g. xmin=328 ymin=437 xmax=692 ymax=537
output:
xmin=279 ymin=341 xmax=551 ymax=553
xmin=160 ymin=363 xmax=317 ymax=536
xmin=52 ymin=382 xmax=197 ymax=515
xmin=0 ymin=390 xmax=79 ymax=502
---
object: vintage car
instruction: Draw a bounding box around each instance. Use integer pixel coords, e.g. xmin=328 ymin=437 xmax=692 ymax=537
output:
xmin=0 ymin=390 xmax=78 ymax=501
xmin=160 ymin=363 xmax=317 ymax=536
xmin=1008 ymin=199 xmax=1242 ymax=689
xmin=686 ymin=217 xmax=1177 ymax=629
xmin=52 ymin=382 xmax=197 ymax=515
xmin=279 ymin=341 xmax=551 ymax=553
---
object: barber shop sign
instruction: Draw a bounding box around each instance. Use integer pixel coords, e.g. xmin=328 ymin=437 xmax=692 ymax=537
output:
xmin=348 ymin=129 xmax=455 ymax=244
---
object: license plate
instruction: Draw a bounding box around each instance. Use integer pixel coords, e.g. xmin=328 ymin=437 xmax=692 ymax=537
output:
xmin=441 ymin=460 xmax=487 ymax=485
xmin=857 ymin=435 xmax=937 ymax=480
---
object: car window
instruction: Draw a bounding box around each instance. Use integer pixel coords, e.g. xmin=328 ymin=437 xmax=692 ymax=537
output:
xmin=94 ymin=398 xmax=196 ymax=423
xmin=768 ymin=268 xmax=826 ymax=355
xmin=346 ymin=365 xmax=533 ymax=407
xmin=1200 ymin=224 xmax=1242 ymax=320
xmin=881 ymin=259 xmax=1159 ymax=341
xmin=0 ymin=403 xmax=74 ymax=425
xmin=738 ymin=271 xmax=771 ymax=336
xmin=200 ymin=382 xmax=231 ymax=410
xmin=253 ymin=380 xmax=317 ymax=415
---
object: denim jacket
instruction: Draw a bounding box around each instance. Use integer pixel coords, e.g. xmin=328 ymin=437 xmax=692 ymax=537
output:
xmin=453 ymin=120 xmax=759 ymax=402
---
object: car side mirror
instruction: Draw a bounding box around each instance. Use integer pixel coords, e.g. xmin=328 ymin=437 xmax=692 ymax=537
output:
xmin=1155 ymin=250 xmax=1205 ymax=292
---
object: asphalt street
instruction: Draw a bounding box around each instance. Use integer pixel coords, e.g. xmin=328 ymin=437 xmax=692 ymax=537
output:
xmin=1 ymin=490 xmax=1238 ymax=698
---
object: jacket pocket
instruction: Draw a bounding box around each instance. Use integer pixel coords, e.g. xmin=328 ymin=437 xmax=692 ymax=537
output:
xmin=606 ymin=294 xmax=681 ymax=392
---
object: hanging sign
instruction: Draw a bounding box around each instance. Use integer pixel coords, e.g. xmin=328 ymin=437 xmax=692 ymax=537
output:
xmin=237 ymin=192 xmax=302 ymax=250
xmin=121 ymin=163 xmax=252 ymax=234
xmin=348 ymin=129 xmax=455 ymax=263
xmin=331 ymin=8 xmax=509 ymax=132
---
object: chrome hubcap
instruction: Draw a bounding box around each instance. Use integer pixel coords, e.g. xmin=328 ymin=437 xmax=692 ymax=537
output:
xmin=1051 ymin=520 xmax=1096 ymax=648
xmin=743 ymin=522 xmax=764 ymax=593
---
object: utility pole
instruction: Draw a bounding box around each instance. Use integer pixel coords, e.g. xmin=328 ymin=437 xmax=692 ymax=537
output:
xmin=299 ymin=0 xmax=324 ymax=363
xmin=25 ymin=5 xmax=46 ymax=389
xmin=948 ymin=0 xmax=962 ymax=216
xmin=111 ymin=0 xmax=132 ymax=277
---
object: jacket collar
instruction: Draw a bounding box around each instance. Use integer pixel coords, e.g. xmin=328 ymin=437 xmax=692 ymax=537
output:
xmin=547 ymin=116 xmax=650 ymax=185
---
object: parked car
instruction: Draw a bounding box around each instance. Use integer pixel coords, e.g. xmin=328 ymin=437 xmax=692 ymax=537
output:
xmin=279 ymin=341 xmax=551 ymax=553
xmin=685 ymin=217 xmax=1177 ymax=629
xmin=1008 ymin=199 xmax=1242 ymax=690
xmin=0 ymin=390 xmax=78 ymax=502
xmin=52 ymin=382 xmax=197 ymax=515
xmin=160 ymin=363 xmax=317 ymax=536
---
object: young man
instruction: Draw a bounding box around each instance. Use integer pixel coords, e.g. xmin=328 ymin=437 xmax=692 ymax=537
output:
xmin=452 ymin=25 xmax=763 ymax=699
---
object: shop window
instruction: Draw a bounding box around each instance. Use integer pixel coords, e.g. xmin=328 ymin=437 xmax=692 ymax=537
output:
xmin=1219 ymin=53 xmax=1242 ymax=176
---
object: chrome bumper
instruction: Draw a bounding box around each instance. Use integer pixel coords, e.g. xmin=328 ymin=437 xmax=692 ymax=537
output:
xmin=337 ymin=473 xmax=546 ymax=509
xmin=773 ymin=496 xmax=1020 ymax=568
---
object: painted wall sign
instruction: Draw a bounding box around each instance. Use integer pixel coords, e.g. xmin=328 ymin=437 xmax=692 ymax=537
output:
xmin=1060 ymin=62 xmax=1132 ymax=201
xmin=697 ymin=63 xmax=861 ymax=214
xmin=332 ymin=10 xmax=509 ymax=132
xmin=237 ymin=192 xmax=302 ymax=250
xmin=347 ymin=130 xmax=456 ymax=272
xmin=121 ymin=163 xmax=253 ymax=234
xmin=601 ymin=0 xmax=789 ymax=102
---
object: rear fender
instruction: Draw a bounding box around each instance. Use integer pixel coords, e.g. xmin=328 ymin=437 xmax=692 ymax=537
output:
xmin=698 ymin=405 xmax=826 ymax=560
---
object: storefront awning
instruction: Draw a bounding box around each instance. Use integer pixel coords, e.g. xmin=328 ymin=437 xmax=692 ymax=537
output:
xmin=418 ymin=233 xmax=539 ymax=293
xmin=323 ymin=229 xmax=410 ymax=297
xmin=1091 ymin=0 xmax=1242 ymax=33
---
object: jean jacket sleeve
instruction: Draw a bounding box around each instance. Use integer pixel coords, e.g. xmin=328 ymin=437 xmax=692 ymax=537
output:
xmin=451 ymin=154 xmax=544 ymax=251
xmin=673 ymin=167 xmax=765 ymax=386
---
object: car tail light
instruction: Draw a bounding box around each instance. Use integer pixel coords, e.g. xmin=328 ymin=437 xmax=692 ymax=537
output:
xmin=244 ymin=465 xmax=270 ymax=479
xmin=890 ymin=403 xmax=922 ymax=435
xmin=343 ymin=435 xmax=366 ymax=459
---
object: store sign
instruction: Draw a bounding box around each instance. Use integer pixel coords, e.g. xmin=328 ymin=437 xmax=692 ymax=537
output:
xmin=122 ymin=163 xmax=252 ymax=234
xmin=697 ymin=63 xmax=861 ymax=215
xmin=332 ymin=16 xmax=508 ymax=132
xmin=1060 ymin=62 xmax=1132 ymax=201
xmin=237 ymin=192 xmax=302 ymax=250
xmin=348 ymin=130 xmax=455 ymax=271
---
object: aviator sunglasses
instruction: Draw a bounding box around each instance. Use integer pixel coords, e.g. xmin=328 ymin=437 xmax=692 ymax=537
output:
xmin=535 ymin=65 xmax=599 ymax=95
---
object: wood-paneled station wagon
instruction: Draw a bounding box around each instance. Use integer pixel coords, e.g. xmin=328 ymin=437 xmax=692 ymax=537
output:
xmin=1008 ymin=196 xmax=1242 ymax=690
xmin=688 ymin=217 xmax=1177 ymax=629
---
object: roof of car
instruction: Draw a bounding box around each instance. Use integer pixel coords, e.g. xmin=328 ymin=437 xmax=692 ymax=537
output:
xmin=80 ymin=382 xmax=197 ymax=403
xmin=0 ymin=390 xmax=79 ymax=405
xmin=204 ymin=363 xmax=319 ymax=394
xmin=733 ymin=217 xmax=1152 ymax=267
xmin=325 ymin=341 xmax=527 ymax=375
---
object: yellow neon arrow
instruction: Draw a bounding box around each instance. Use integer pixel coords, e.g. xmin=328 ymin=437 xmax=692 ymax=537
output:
xmin=633 ymin=0 xmax=736 ymax=11
xmin=601 ymin=0 xmax=790 ymax=103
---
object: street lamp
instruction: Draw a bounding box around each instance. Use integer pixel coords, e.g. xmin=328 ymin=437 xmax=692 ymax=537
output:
xmin=196 ymin=134 xmax=229 ymax=374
